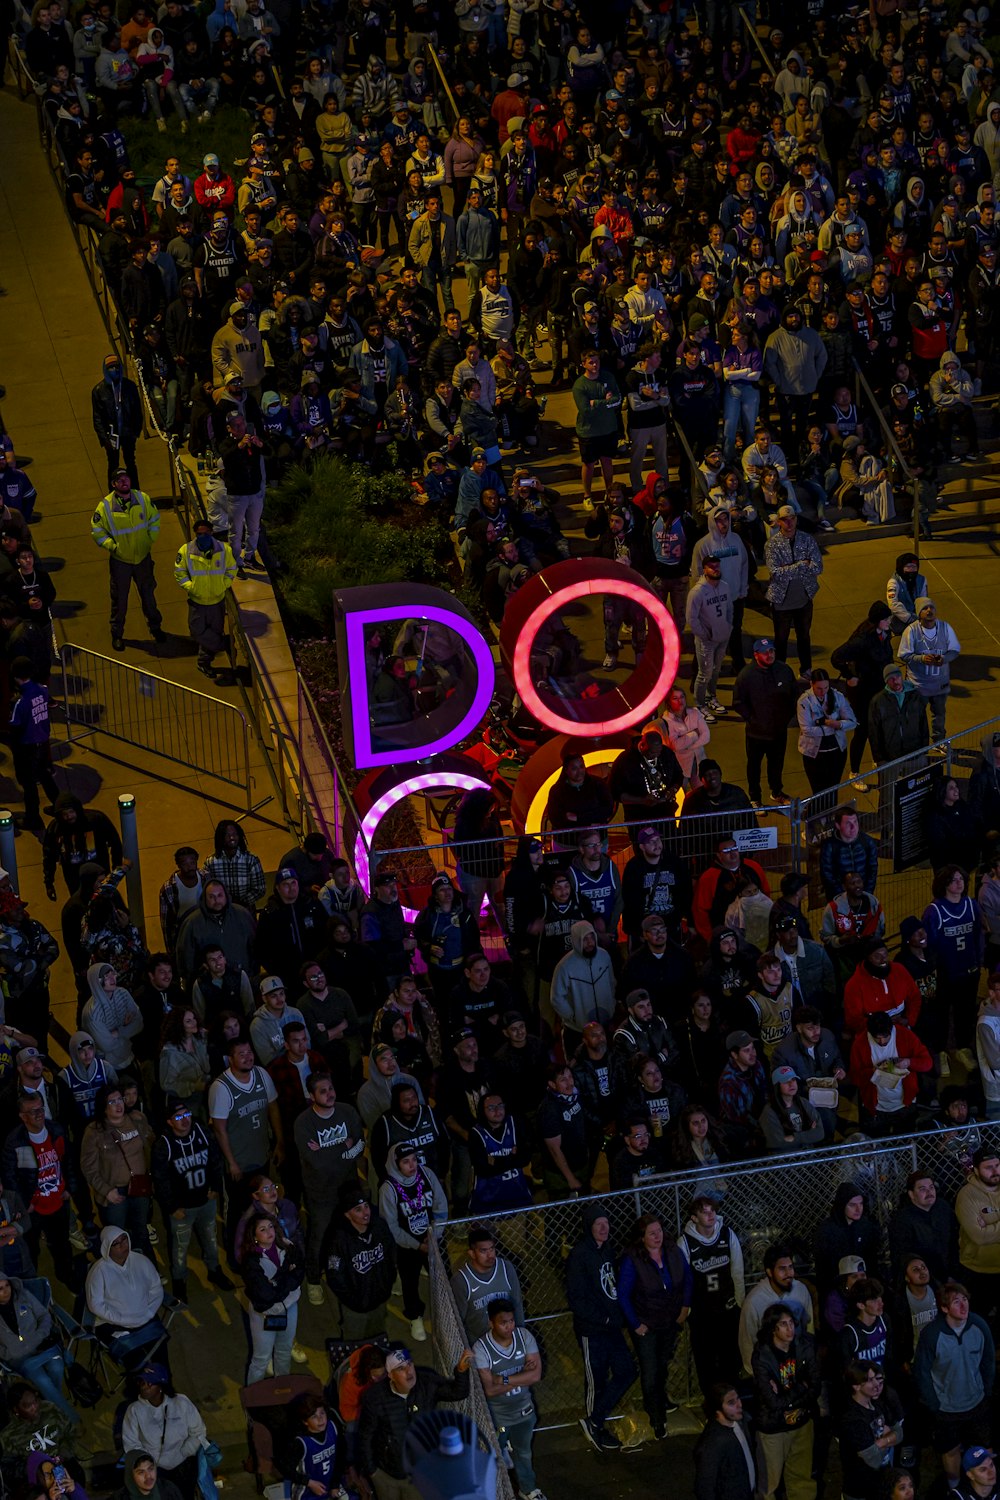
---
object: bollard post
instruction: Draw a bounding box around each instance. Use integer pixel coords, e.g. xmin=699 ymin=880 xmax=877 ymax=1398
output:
xmin=0 ymin=812 xmax=18 ymax=892
xmin=118 ymin=794 xmax=146 ymax=941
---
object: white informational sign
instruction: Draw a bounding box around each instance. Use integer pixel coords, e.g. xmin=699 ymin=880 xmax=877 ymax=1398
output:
xmin=733 ymin=826 xmax=779 ymax=853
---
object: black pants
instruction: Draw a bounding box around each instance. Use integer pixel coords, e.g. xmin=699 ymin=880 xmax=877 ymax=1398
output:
xmin=848 ymin=692 xmax=875 ymax=773
xmin=690 ymin=1306 xmax=741 ymax=1398
xmin=631 ymin=1325 xmax=678 ymax=1430
xmin=579 ymin=1329 xmax=636 ymax=1429
xmin=397 ymin=1244 xmax=426 ymax=1320
xmin=776 ymin=392 xmax=813 ymax=453
xmin=13 ymin=743 xmax=59 ymax=829
xmin=100 ymin=437 xmax=139 ymax=490
xmin=109 ymin=553 xmax=162 ymax=637
xmin=772 ymin=600 xmax=813 ymax=671
xmin=745 ymin=731 xmax=788 ymax=802
xmin=23 ymin=1202 xmax=77 ymax=1290
xmin=803 ymin=749 xmax=847 ymax=798
xmin=728 ymin=598 xmax=746 ymax=671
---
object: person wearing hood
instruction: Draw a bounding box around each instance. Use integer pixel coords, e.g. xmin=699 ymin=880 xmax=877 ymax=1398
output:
xmin=116 ymin=1451 xmax=183 ymax=1500
xmin=121 ymin=1365 xmax=206 ymax=1492
xmin=80 ymin=959 xmax=142 ymax=1075
xmin=324 ymin=1182 xmax=397 ymax=1340
xmin=830 ymin=603 xmax=895 ymax=790
xmin=378 ymin=1142 xmax=446 ymax=1344
xmin=929 ymin=350 xmax=980 ymax=461
xmin=42 ymin=794 xmax=123 ymax=902
xmin=211 ymin=302 xmax=265 ymax=397
xmin=175 ymin=880 xmax=255 ymax=989
xmin=565 ymin=1202 xmax=636 ymax=1453
xmin=886 ymin=553 xmax=927 ymax=637
xmin=357 ymin=1043 xmax=422 ymax=1131
xmin=814 ymin=1184 xmax=884 ymax=1294
xmin=550 ymin=921 xmax=615 ymax=1056
xmin=173 ymin=519 xmax=238 ymax=683
xmin=91 ymin=354 xmax=142 ymax=490
xmin=762 ymin=306 xmax=828 ymax=452
xmin=85 ymin=1226 xmax=166 ymax=1367
xmin=0 ymin=1271 xmax=76 ymax=1422
xmin=898 ymin=597 xmax=961 ymax=742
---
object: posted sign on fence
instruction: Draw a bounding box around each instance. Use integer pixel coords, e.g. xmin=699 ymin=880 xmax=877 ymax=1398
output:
xmin=892 ymin=761 xmax=944 ymax=871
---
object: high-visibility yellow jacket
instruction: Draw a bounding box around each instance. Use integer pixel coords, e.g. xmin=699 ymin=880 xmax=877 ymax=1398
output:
xmin=91 ymin=489 xmax=160 ymax=565
xmin=174 ymin=537 xmax=238 ymax=604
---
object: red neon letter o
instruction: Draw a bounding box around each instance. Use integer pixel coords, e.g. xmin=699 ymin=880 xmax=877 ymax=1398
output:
xmin=499 ymin=558 xmax=680 ymax=738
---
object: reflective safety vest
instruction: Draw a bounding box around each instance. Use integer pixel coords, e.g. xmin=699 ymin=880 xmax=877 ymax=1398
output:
xmin=91 ymin=489 xmax=160 ymax=565
xmin=174 ymin=538 xmax=238 ymax=604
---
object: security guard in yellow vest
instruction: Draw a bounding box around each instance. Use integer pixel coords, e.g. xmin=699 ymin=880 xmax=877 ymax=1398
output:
xmin=90 ymin=468 xmax=166 ymax=652
xmin=174 ymin=517 xmax=238 ymax=681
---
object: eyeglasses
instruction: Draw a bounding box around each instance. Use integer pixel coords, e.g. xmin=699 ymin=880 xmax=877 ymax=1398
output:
xmin=171 ymin=1109 xmax=192 ymax=1120
xmin=257 ymin=1182 xmax=277 ymax=1192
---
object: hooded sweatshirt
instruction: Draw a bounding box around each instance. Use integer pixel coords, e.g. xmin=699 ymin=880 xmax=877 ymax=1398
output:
xmin=85 ymin=1227 xmax=163 ymax=1329
xmin=549 ymin=920 xmax=615 ymax=1032
xmin=763 ymin=310 xmax=828 ymax=394
xmin=564 ymin=1201 xmax=627 ymax=1338
xmin=121 ymin=1391 xmax=206 ymax=1472
xmin=82 ymin=963 xmax=143 ymax=1070
xmin=59 ymin=1030 xmax=118 ymax=1129
xmin=679 ymin=1211 xmax=746 ymax=1309
xmin=378 ymin=1144 xmax=447 ymax=1250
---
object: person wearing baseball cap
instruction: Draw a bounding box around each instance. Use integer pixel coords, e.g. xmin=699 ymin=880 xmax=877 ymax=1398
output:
xmin=961 ymin=1447 xmax=997 ymax=1496
xmin=248 ymin=976 xmax=307 ymax=1067
xmin=760 ymin=1064 xmax=823 ymax=1152
xmin=733 ymin=634 xmax=797 ymax=807
xmin=357 ymin=1338 xmax=474 ymax=1486
xmin=122 ymin=1363 xmax=209 ymax=1484
xmin=255 ymin=864 xmax=326 ymax=982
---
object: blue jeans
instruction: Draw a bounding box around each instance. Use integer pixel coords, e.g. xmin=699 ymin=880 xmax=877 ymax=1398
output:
xmin=723 ymin=383 xmax=760 ymax=462
xmin=169 ymin=1198 xmax=220 ymax=1280
xmin=101 ymin=1195 xmax=151 ymax=1257
xmin=14 ymin=1346 xmax=78 ymax=1424
xmin=420 ymin=266 xmax=455 ymax=312
xmin=106 ymin=1317 xmax=167 ymax=1365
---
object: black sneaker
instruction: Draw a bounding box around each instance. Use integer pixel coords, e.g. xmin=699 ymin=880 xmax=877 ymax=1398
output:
xmin=171 ymin=1278 xmax=187 ymax=1301
xmin=652 ymin=1423 xmax=667 ymax=1440
xmin=596 ymin=1428 xmax=622 ymax=1452
xmin=207 ymin=1265 xmax=234 ymax=1290
xmin=579 ymin=1418 xmax=602 ymax=1453
xmin=112 ymin=635 xmax=125 ymax=652
xmin=663 ymin=1398 xmax=679 ymax=1415
xmin=150 ymin=627 xmax=167 ymax=643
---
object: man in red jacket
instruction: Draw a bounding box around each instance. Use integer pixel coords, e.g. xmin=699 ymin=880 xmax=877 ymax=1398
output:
xmin=693 ymin=833 xmax=771 ymax=943
xmin=843 ymin=939 xmax=921 ymax=1036
xmin=850 ymin=1011 xmax=932 ymax=1136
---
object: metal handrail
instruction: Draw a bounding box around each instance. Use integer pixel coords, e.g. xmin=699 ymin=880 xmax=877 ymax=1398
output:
xmin=852 ymin=356 xmax=919 ymax=554
xmin=426 ymin=42 xmax=459 ymax=123
xmin=736 ymin=4 xmax=777 ymax=80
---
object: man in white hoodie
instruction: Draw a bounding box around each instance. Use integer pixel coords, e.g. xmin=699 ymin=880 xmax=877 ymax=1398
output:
xmin=379 ymin=1142 xmax=447 ymax=1345
xmin=550 ymin=921 xmax=615 ymax=1059
xmin=85 ymin=1227 xmax=167 ymax=1369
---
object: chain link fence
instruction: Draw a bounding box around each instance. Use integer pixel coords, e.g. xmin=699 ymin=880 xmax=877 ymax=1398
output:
xmin=426 ymin=1236 xmax=517 ymax=1500
xmin=431 ymin=1123 xmax=998 ymax=1431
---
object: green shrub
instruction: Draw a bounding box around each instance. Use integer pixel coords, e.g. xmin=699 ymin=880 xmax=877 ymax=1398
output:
xmin=267 ymin=455 xmax=456 ymax=634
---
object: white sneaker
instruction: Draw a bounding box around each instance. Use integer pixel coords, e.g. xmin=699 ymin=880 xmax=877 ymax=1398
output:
xmin=582 ymin=496 xmax=595 ymax=511
xmin=156 ymin=117 xmax=167 ymax=132
xmin=525 ymin=1490 xmax=547 ymax=1500
xmin=956 ymin=1048 xmax=978 ymax=1072
xmin=703 ymin=710 xmax=717 ymax=724
xmin=602 ymin=654 xmax=618 ymax=670
xmin=708 ymin=697 xmax=727 ymax=715
xmin=851 ymin=778 xmax=871 ymax=794
xmin=410 ymin=1316 xmax=427 ymax=1341
xmin=147 ymin=1226 xmax=158 ymax=1245
xmin=306 ymin=1282 xmax=325 ymax=1305
xmin=290 ymin=1342 xmax=309 ymax=1364
xmin=939 ymin=1051 xmax=951 ymax=1077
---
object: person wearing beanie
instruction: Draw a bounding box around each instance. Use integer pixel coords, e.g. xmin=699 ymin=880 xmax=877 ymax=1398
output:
xmin=868 ymin=662 xmax=929 ymax=768
xmin=565 ymin=1202 xmax=636 ymax=1451
xmin=324 ymin=1183 xmax=397 ymax=1340
xmin=898 ymin=597 xmax=961 ymax=741
xmin=830 ymin=602 xmax=895 ymax=791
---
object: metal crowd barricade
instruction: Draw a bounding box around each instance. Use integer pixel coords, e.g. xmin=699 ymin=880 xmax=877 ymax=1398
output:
xmin=427 ymin=1237 xmax=517 ymax=1500
xmin=432 ymin=1123 xmax=998 ymax=1430
xmin=57 ymin=641 xmax=256 ymax=812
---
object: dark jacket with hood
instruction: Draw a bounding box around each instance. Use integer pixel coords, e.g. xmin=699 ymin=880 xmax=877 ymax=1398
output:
xmin=175 ymin=889 xmax=256 ymax=986
xmin=830 ymin=610 xmax=895 ymax=704
xmin=42 ymin=794 xmax=123 ymax=895
xmin=91 ymin=367 xmax=143 ymax=446
xmin=699 ymin=929 xmax=759 ymax=1015
xmin=564 ymin=1201 xmax=629 ymax=1337
xmin=324 ymin=1202 xmax=397 ymax=1312
xmin=868 ymin=681 xmax=929 ymax=765
xmin=814 ymin=1182 xmax=884 ymax=1290
xmin=888 ymin=1190 xmax=959 ymax=1283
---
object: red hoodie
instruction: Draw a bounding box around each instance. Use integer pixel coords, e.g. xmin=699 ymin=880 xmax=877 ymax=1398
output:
xmin=843 ymin=959 xmax=921 ymax=1035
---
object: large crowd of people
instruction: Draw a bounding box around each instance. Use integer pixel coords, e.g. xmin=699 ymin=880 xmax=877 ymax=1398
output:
xmin=5 ymin=0 xmax=1000 ymax=1494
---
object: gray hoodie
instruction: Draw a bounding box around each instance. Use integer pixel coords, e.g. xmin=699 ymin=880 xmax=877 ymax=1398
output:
xmin=549 ymin=920 xmax=615 ymax=1031
xmin=690 ymin=508 xmax=749 ymax=600
xmin=378 ymin=1144 xmax=447 ymax=1250
xmin=81 ymin=963 xmax=143 ymax=1071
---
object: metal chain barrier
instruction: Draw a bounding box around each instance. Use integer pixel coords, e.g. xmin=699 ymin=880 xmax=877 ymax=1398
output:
xmin=432 ymin=1124 xmax=999 ymax=1430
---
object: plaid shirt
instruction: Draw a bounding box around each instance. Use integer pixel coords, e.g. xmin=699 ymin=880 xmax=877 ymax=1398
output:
xmin=203 ymin=851 xmax=266 ymax=909
xmin=717 ymin=1057 xmax=767 ymax=1128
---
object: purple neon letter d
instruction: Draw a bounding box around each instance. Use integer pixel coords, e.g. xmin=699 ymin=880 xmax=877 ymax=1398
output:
xmin=335 ymin=583 xmax=496 ymax=770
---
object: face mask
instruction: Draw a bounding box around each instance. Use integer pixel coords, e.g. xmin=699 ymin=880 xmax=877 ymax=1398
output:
xmin=106 ymin=367 xmax=121 ymax=382
xmin=195 ymin=533 xmax=214 ymax=553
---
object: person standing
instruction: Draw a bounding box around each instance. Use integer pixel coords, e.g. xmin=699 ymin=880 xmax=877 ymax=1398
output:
xmin=173 ymin=518 xmax=238 ymax=682
xmin=91 ymin=469 xmax=166 ymax=653
xmin=796 ymin=669 xmax=857 ymax=801
xmin=618 ymin=1213 xmax=692 ymax=1440
xmin=218 ymin=411 xmax=266 ymax=575
xmin=572 ymin=351 xmax=621 ymax=509
xmin=294 ymin=1071 xmax=365 ymax=1306
xmin=752 ymin=1305 xmax=820 ymax=1500
xmin=474 ymin=1299 xmax=546 ymax=1500
xmin=679 ymin=1196 xmax=745 ymax=1398
xmin=693 ymin=1386 xmax=756 ymax=1500
xmin=868 ymin=664 xmax=929 ymax=770
xmin=914 ymin=1282 xmax=994 ymax=1491
xmin=732 ymin=639 xmax=797 ymax=807
xmin=686 ymin=555 xmax=732 ymax=725
xmin=565 ymin=1203 xmax=636 ymax=1453
xmin=151 ymin=1097 xmax=232 ymax=1302
xmin=898 ymin=597 xmax=961 ymax=743
xmin=208 ymin=1039 xmax=279 ymax=1248
xmin=626 ymin=345 xmax=671 ymax=491
xmin=830 ymin=603 xmax=895 ymax=791
xmin=8 ymin=659 xmax=60 ymax=831
xmin=764 ymin=507 xmax=822 ymax=674
xmin=92 ymin=353 xmax=143 ymax=489
xmin=408 ymin=193 xmax=457 ymax=313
